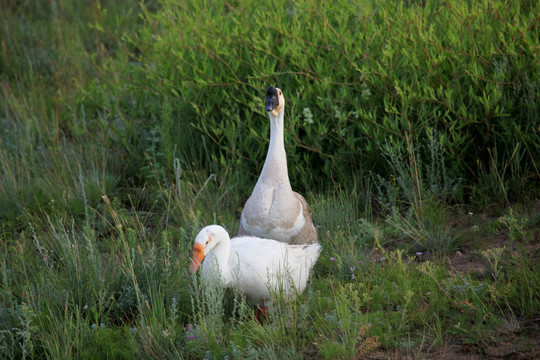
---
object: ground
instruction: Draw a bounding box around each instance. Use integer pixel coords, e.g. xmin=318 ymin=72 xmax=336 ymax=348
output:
xmin=366 ymin=207 xmax=540 ymax=360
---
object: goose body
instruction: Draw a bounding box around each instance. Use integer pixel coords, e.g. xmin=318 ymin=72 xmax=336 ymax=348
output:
xmin=239 ymin=87 xmax=318 ymax=244
xmin=189 ymin=225 xmax=321 ymax=307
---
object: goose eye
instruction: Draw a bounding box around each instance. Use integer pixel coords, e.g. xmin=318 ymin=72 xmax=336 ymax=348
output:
xmin=204 ymin=233 xmax=213 ymax=246
xmin=278 ymin=90 xmax=282 ymax=95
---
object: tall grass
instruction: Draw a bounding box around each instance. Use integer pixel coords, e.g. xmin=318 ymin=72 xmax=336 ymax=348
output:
xmin=0 ymin=0 xmax=144 ymax=238
xmin=2 ymin=198 xmax=539 ymax=358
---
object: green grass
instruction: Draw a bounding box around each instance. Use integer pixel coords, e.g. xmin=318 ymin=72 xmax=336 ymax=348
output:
xmin=1 ymin=0 xmax=539 ymax=358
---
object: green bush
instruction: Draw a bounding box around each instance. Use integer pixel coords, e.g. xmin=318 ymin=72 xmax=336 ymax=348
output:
xmin=82 ymin=0 xmax=538 ymax=195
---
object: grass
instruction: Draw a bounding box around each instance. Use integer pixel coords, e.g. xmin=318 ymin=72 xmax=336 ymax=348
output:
xmin=1 ymin=0 xmax=539 ymax=359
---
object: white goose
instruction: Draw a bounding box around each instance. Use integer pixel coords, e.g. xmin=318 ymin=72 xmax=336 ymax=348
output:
xmin=189 ymin=225 xmax=321 ymax=312
xmin=239 ymin=87 xmax=318 ymax=245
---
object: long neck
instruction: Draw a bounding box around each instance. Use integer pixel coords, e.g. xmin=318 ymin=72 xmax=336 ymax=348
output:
xmin=259 ymin=111 xmax=290 ymax=182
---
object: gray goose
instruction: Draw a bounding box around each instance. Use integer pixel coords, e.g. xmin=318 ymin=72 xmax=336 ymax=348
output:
xmin=238 ymin=87 xmax=317 ymax=245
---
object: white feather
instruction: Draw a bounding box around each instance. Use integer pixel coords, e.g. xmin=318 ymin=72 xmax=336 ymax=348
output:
xmin=193 ymin=225 xmax=321 ymax=307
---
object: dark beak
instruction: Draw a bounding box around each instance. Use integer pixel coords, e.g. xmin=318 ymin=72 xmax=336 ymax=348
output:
xmin=265 ymin=86 xmax=279 ymax=112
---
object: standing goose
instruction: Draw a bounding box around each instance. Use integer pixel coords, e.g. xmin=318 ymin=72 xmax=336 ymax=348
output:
xmin=239 ymin=87 xmax=317 ymax=245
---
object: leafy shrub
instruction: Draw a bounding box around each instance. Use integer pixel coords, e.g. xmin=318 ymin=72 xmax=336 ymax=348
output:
xmin=81 ymin=0 xmax=538 ymax=195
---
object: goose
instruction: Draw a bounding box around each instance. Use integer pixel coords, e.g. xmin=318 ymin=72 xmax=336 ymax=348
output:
xmin=239 ymin=86 xmax=318 ymax=245
xmin=189 ymin=225 xmax=321 ymax=313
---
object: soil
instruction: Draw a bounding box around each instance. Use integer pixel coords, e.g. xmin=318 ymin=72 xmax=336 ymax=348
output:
xmin=366 ymin=335 xmax=540 ymax=359
xmin=364 ymin=208 xmax=540 ymax=360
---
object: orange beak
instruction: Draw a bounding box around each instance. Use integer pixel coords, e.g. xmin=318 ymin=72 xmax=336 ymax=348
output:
xmin=189 ymin=243 xmax=205 ymax=274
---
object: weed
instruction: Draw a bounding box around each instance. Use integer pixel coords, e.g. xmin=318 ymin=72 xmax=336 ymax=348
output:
xmin=498 ymin=208 xmax=529 ymax=246
xmin=374 ymin=135 xmax=461 ymax=255
xmin=480 ymin=247 xmax=506 ymax=281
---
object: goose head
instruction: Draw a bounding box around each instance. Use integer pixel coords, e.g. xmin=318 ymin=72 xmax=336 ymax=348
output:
xmin=189 ymin=225 xmax=229 ymax=274
xmin=265 ymin=86 xmax=285 ymax=117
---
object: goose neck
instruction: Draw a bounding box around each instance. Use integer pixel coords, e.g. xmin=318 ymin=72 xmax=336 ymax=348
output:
xmin=262 ymin=111 xmax=289 ymax=179
xmin=209 ymin=237 xmax=231 ymax=277
xmin=269 ymin=112 xmax=285 ymax=148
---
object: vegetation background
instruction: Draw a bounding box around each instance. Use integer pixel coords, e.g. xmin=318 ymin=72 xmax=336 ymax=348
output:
xmin=1 ymin=0 xmax=538 ymax=358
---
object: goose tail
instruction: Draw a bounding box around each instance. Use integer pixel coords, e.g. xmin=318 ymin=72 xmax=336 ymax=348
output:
xmin=305 ymin=243 xmax=322 ymax=265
